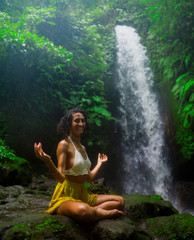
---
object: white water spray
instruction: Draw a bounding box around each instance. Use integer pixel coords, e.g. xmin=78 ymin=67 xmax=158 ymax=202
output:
xmin=115 ymin=25 xmax=171 ymax=199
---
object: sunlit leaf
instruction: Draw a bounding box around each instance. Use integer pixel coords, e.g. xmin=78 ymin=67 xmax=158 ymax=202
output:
xmin=183 ymin=104 xmax=193 ymax=112
xmin=182 ymin=80 xmax=194 ymax=96
xmin=175 ymin=73 xmax=189 ymax=84
xmin=92 ymin=96 xmax=102 ymax=102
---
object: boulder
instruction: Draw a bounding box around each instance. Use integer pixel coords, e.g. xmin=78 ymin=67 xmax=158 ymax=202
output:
xmin=0 ymin=177 xmax=194 ymax=240
xmin=123 ymin=194 xmax=178 ymax=221
xmin=145 ymin=213 xmax=194 ymax=239
xmin=2 ymin=215 xmax=138 ymax=240
xmin=2 ymin=215 xmax=89 ymax=240
xmin=89 ymin=218 xmax=151 ymax=240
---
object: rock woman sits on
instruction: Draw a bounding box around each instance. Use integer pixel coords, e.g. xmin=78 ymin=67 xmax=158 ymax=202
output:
xmin=34 ymin=108 xmax=125 ymax=222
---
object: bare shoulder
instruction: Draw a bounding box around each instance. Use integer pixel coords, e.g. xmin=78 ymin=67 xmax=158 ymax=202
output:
xmin=57 ymin=139 xmax=69 ymax=153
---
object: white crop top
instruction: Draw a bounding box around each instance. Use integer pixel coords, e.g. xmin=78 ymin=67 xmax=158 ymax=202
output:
xmin=64 ymin=137 xmax=91 ymax=176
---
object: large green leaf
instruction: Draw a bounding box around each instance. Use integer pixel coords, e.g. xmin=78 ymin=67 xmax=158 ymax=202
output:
xmin=175 ymin=73 xmax=189 ymax=84
xmin=183 ymin=103 xmax=193 ymax=112
xmin=182 ymin=80 xmax=194 ymax=97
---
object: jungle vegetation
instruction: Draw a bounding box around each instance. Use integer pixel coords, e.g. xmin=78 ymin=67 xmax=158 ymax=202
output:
xmin=0 ymin=0 xmax=193 ymax=175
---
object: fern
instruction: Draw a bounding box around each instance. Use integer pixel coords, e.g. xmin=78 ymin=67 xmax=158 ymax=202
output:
xmin=185 ymin=54 xmax=192 ymax=67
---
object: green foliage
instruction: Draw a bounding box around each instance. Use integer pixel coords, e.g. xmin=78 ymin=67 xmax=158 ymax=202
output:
xmin=0 ymin=6 xmax=75 ymax=162
xmin=150 ymin=195 xmax=163 ymax=200
xmin=84 ymin=182 xmax=91 ymax=188
xmin=172 ymin=72 xmax=194 ymax=155
xmin=143 ymin=0 xmax=194 ymax=160
xmin=0 ymin=138 xmax=27 ymax=170
xmin=176 ymin=120 xmax=194 ymax=160
xmin=0 ymin=138 xmax=16 ymax=166
xmin=1 ymin=0 xmax=192 ymax=164
xmin=35 ymin=219 xmax=63 ymax=232
xmin=10 ymin=219 xmax=63 ymax=239
xmin=10 ymin=223 xmax=30 ymax=238
xmin=0 ymin=9 xmax=72 ymax=63
xmin=0 ymin=0 xmax=117 ymax=161
xmin=46 ymin=2 xmax=117 ymax=147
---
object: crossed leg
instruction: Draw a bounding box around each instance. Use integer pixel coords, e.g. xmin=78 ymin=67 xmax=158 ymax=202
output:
xmin=94 ymin=194 xmax=125 ymax=210
xmin=56 ymin=195 xmax=125 ymax=222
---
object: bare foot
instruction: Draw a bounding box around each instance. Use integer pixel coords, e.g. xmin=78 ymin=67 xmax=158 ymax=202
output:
xmin=96 ymin=208 xmax=124 ymax=220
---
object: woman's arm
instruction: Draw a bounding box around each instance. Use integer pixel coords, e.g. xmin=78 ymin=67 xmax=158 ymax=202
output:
xmin=56 ymin=140 xmax=68 ymax=180
xmin=34 ymin=142 xmax=65 ymax=183
xmin=87 ymin=153 xmax=108 ymax=182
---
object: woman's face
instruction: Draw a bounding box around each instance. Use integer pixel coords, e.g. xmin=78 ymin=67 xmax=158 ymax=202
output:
xmin=70 ymin=112 xmax=86 ymax=136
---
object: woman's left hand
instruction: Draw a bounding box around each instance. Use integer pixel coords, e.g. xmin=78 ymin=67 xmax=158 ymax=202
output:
xmin=88 ymin=153 xmax=108 ymax=182
xmin=97 ymin=153 xmax=108 ymax=165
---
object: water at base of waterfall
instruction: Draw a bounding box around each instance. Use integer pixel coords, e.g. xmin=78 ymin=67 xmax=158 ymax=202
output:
xmin=115 ymin=25 xmax=172 ymax=200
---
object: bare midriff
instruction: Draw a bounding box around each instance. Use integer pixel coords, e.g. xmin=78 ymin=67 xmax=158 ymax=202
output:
xmin=65 ymin=174 xmax=89 ymax=184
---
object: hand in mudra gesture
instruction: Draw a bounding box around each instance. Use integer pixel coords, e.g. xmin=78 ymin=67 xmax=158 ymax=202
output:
xmin=34 ymin=142 xmax=51 ymax=162
xmin=97 ymin=153 xmax=108 ymax=165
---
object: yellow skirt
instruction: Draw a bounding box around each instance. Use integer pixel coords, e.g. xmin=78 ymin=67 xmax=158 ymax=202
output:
xmin=45 ymin=179 xmax=98 ymax=214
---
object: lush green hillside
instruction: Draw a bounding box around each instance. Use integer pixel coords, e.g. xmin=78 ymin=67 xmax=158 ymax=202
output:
xmin=0 ymin=0 xmax=116 ymax=167
xmin=0 ymin=0 xmax=193 ymax=175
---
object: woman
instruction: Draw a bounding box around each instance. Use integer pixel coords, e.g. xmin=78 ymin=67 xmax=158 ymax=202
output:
xmin=34 ymin=108 xmax=124 ymax=222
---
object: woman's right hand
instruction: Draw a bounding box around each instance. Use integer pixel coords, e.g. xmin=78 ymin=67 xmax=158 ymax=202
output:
xmin=34 ymin=142 xmax=51 ymax=162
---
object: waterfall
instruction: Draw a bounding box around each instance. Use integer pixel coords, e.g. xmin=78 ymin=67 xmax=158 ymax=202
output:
xmin=115 ymin=25 xmax=171 ymax=199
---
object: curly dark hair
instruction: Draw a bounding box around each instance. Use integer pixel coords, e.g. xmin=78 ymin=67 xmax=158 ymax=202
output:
xmin=57 ymin=108 xmax=89 ymax=140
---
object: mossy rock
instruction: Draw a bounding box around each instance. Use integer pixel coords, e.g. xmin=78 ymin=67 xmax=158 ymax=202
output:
xmin=88 ymin=183 xmax=114 ymax=195
xmin=1 ymin=178 xmax=193 ymax=240
xmin=2 ymin=215 xmax=141 ymax=240
xmin=90 ymin=218 xmax=137 ymax=239
xmin=2 ymin=215 xmax=89 ymax=240
xmin=90 ymin=218 xmax=152 ymax=240
xmin=0 ymin=192 xmax=50 ymax=223
xmin=123 ymin=194 xmax=178 ymax=221
xmin=146 ymin=213 xmax=194 ymax=240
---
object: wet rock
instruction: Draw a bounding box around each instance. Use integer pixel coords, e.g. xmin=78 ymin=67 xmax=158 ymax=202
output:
xmin=2 ymin=215 xmax=89 ymax=240
xmin=146 ymin=213 xmax=194 ymax=240
xmin=174 ymin=181 xmax=194 ymax=215
xmin=0 ymin=177 xmax=194 ymax=240
xmin=28 ymin=176 xmax=57 ymax=195
xmin=88 ymin=181 xmax=115 ymax=195
xmin=90 ymin=218 xmax=140 ymax=240
xmin=1 ymin=214 xmax=146 ymax=240
xmin=124 ymin=194 xmax=178 ymax=221
xmin=0 ymin=185 xmax=25 ymax=204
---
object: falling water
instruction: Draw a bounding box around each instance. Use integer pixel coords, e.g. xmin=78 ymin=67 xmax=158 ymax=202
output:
xmin=115 ymin=25 xmax=171 ymax=199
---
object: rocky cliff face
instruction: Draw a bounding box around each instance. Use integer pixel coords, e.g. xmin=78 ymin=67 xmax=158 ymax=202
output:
xmin=0 ymin=177 xmax=194 ymax=240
